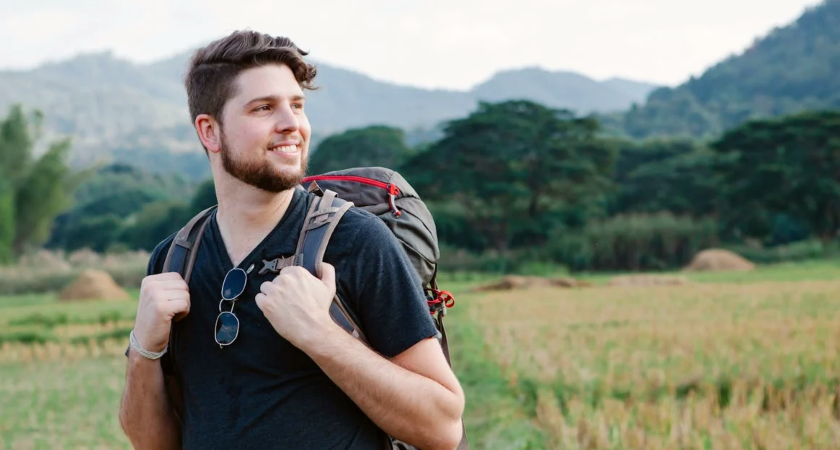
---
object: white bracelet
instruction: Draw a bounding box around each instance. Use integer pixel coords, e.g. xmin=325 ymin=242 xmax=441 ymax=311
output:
xmin=129 ymin=330 xmax=168 ymax=360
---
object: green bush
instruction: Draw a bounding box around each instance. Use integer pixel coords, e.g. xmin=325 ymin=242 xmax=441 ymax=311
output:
xmin=0 ymin=330 xmax=56 ymax=345
xmin=553 ymin=212 xmax=719 ymax=272
xmin=724 ymin=239 xmax=840 ymax=264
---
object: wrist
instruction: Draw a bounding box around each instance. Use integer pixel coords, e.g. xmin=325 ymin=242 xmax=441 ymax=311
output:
xmin=129 ymin=329 xmax=168 ymax=360
xmin=295 ymin=318 xmax=347 ymax=356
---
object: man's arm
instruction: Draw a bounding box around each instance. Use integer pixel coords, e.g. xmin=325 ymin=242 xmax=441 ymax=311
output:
xmin=256 ymin=264 xmax=465 ymax=450
xmin=119 ymin=270 xmax=191 ymax=450
xmin=302 ymin=323 xmax=465 ymax=450
xmin=119 ymin=352 xmax=182 ymax=450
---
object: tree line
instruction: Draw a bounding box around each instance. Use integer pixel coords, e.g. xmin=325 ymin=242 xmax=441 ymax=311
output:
xmin=2 ymin=100 xmax=839 ymax=273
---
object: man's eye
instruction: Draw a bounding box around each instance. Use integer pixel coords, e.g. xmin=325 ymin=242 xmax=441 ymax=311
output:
xmin=256 ymin=105 xmax=271 ymax=111
xmin=292 ymin=103 xmax=303 ymax=109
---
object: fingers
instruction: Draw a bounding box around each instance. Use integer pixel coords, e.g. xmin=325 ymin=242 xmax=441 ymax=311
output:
xmin=155 ymin=280 xmax=190 ymax=291
xmin=144 ymin=271 xmax=186 ymax=284
xmin=163 ymin=298 xmax=191 ymax=316
xmin=141 ymin=274 xmax=188 ymax=293
xmin=318 ymin=263 xmax=336 ymax=293
xmin=260 ymin=280 xmax=282 ymax=295
xmin=254 ymin=292 xmax=267 ymax=312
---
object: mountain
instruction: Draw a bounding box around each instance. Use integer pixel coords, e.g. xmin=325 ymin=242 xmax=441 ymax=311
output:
xmin=622 ymin=0 xmax=840 ymax=140
xmin=0 ymin=49 xmax=658 ymax=177
xmin=471 ymin=68 xmax=656 ymax=114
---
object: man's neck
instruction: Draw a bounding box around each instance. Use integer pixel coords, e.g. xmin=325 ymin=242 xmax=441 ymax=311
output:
xmin=214 ymin=183 xmax=297 ymax=268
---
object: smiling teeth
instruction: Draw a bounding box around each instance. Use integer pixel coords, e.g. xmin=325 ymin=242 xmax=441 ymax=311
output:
xmin=273 ymin=145 xmax=297 ymax=153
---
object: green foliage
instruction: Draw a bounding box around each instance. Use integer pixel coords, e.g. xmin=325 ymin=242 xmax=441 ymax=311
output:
xmin=119 ymin=201 xmax=192 ymax=251
xmin=0 ymin=179 xmax=14 ymax=264
xmin=624 ymin=0 xmax=840 ymax=139
xmin=13 ymin=138 xmax=78 ymax=253
xmin=711 ymin=110 xmax=840 ymax=243
xmin=724 ymin=239 xmax=839 ymax=265
xmin=308 ymin=125 xmax=416 ymax=174
xmin=47 ymin=163 xmax=195 ymax=252
xmin=553 ymin=212 xmax=719 ymax=272
xmin=0 ymin=105 xmax=86 ymax=262
xmin=406 ymin=100 xmax=617 ymax=263
xmin=609 ymin=138 xmax=721 ymax=217
xmin=190 ymin=178 xmax=217 ymax=211
xmin=0 ymin=105 xmax=39 ymax=187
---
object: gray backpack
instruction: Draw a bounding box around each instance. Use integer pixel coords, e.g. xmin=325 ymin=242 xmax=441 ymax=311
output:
xmin=163 ymin=167 xmax=469 ymax=450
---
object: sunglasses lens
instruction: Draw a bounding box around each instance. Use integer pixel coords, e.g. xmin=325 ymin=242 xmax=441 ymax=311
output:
xmin=222 ymin=268 xmax=247 ymax=300
xmin=215 ymin=311 xmax=239 ymax=346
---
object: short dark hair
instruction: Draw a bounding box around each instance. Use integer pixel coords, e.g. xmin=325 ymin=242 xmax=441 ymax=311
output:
xmin=184 ymin=30 xmax=318 ymax=131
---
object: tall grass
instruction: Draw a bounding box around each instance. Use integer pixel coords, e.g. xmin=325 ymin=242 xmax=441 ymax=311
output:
xmin=553 ymin=212 xmax=719 ymax=272
xmin=3 ymin=263 xmax=840 ymax=448
xmin=0 ymin=249 xmax=148 ymax=295
xmin=466 ymin=279 xmax=840 ymax=449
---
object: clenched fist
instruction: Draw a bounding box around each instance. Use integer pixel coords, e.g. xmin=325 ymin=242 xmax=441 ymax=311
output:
xmin=132 ymin=272 xmax=191 ymax=354
xmin=255 ymin=263 xmax=336 ymax=350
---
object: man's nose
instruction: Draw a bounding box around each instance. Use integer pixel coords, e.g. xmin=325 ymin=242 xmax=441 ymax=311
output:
xmin=274 ymin=105 xmax=299 ymax=134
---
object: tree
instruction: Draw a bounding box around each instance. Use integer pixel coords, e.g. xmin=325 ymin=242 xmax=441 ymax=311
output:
xmin=710 ymin=110 xmax=840 ymax=243
xmin=0 ymin=179 xmax=14 ymax=263
xmin=609 ymin=138 xmax=721 ymax=218
xmin=0 ymin=104 xmax=85 ymax=263
xmin=13 ymin=138 xmax=77 ymax=255
xmin=308 ymin=125 xmax=415 ymax=174
xmin=404 ymin=100 xmax=617 ymax=265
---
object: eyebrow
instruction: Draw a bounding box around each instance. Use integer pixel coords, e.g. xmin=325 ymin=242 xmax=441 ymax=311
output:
xmin=246 ymin=94 xmax=306 ymax=105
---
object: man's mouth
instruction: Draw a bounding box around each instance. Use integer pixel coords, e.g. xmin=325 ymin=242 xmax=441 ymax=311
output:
xmin=269 ymin=144 xmax=299 ymax=154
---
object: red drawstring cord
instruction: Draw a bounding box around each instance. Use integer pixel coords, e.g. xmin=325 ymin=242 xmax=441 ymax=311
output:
xmin=427 ymin=289 xmax=455 ymax=314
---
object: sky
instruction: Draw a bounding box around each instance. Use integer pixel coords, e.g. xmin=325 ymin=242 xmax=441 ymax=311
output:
xmin=0 ymin=0 xmax=825 ymax=90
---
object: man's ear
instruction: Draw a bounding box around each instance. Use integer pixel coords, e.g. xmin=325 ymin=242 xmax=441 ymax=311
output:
xmin=195 ymin=114 xmax=222 ymax=154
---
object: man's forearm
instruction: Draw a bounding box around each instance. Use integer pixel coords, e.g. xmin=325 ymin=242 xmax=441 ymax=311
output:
xmin=301 ymin=326 xmax=465 ymax=450
xmin=119 ymin=351 xmax=182 ymax=450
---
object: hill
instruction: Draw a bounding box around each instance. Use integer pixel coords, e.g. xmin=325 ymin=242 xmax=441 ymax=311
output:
xmin=622 ymin=0 xmax=840 ymax=140
xmin=0 ymin=50 xmax=658 ymax=177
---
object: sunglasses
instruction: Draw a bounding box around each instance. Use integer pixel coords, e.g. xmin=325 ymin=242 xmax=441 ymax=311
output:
xmin=215 ymin=267 xmax=248 ymax=348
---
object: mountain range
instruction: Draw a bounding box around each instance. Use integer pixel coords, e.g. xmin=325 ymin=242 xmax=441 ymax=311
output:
xmin=0 ymin=49 xmax=657 ymax=174
xmin=3 ymin=0 xmax=840 ymax=178
xmin=622 ymin=0 xmax=840 ymax=139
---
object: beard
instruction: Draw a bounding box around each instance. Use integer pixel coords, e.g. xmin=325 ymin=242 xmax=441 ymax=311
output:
xmin=219 ymin=130 xmax=308 ymax=193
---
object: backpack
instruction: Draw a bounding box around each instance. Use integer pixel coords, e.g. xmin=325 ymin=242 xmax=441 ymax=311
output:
xmin=161 ymin=166 xmax=469 ymax=450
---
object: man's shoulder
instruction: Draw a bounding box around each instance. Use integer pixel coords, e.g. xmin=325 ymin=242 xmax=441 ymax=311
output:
xmin=329 ymin=204 xmax=394 ymax=249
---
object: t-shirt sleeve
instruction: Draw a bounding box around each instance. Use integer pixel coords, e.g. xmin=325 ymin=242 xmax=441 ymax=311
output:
xmin=343 ymin=216 xmax=439 ymax=358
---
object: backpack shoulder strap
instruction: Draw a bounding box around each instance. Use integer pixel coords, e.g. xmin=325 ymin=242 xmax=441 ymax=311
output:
xmin=162 ymin=205 xmax=216 ymax=284
xmin=159 ymin=205 xmax=215 ymax=427
xmin=298 ymin=190 xmax=471 ymax=450
xmin=295 ymin=190 xmax=367 ymax=343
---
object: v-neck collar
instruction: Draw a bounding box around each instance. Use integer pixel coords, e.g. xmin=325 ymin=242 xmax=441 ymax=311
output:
xmin=207 ymin=187 xmax=307 ymax=273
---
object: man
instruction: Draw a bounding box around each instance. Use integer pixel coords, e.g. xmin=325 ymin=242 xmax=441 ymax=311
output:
xmin=118 ymin=30 xmax=465 ymax=450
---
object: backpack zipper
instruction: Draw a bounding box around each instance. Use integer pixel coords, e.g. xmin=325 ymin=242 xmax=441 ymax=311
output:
xmin=302 ymin=175 xmax=402 ymax=217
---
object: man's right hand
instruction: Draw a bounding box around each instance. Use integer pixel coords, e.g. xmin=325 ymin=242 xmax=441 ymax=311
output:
xmin=132 ymin=272 xmax=191 ymax=354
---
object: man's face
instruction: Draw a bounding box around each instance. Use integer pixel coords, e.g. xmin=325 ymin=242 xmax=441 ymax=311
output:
xmin=217 ymin=63 xmax=311 ymax=193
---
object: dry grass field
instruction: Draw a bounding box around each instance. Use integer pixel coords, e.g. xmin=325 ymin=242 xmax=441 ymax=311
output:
xmin=1 ymin=260 xmax=840 ymax=449
xmin=469 ymin=281 xmax=840 ymax=449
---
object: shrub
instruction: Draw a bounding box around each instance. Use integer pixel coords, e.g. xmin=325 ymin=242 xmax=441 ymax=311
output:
xmin=553 ymin=212 xmax=719 ymax=272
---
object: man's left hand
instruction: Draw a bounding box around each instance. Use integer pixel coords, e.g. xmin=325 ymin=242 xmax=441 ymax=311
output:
xmin=255 ymin=263 xmax=337 ymax=349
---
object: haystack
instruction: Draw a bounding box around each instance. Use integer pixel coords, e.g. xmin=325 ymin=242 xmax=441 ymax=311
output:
xmin=683 ymin=249 xmax=754 ymax=272
xmin=474 ymin=275 xmax=591 ymax=292
xmin=608 ymin=275 xmax=690 ymax=287
xmin=59 ymin=269 xmax=130 ymax=302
